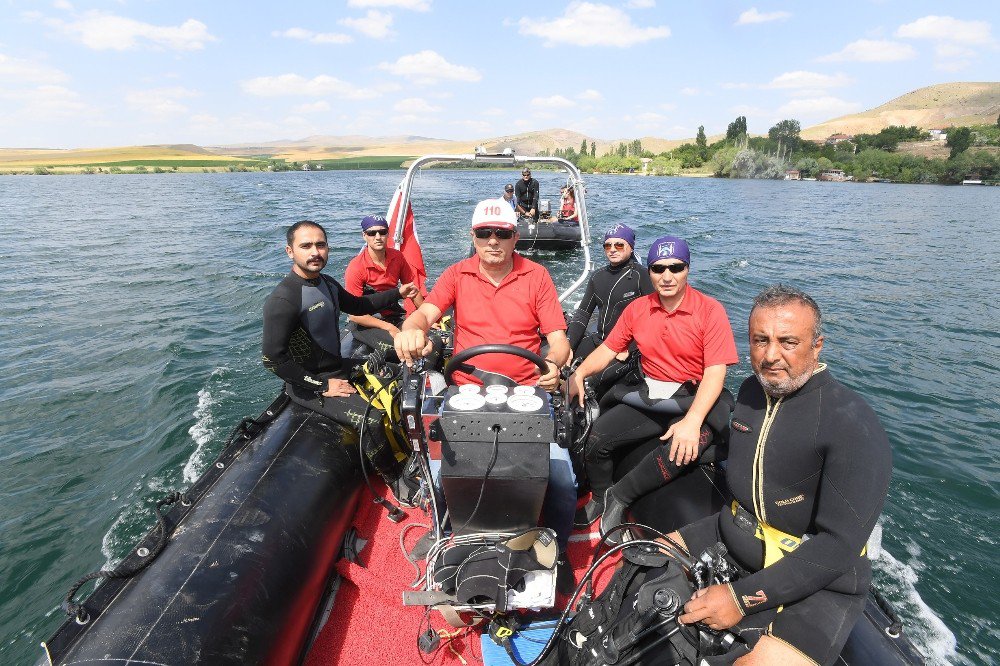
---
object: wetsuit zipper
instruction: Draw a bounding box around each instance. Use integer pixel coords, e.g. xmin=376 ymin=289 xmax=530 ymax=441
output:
xmin=752 ymin=394 xmax=782 ymax=524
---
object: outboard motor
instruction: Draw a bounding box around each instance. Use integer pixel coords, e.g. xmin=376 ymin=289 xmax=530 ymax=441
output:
xmin=438 ymin=384 xmax=554 ymax=534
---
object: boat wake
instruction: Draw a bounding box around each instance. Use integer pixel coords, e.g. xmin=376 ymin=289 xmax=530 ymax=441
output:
xmin=183 ymin=367 xmax=231 ymax=484
xmin=875 ymin=547 xmax=959 ymax=665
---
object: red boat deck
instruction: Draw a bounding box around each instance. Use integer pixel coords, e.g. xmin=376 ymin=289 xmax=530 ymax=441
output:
xmin=305 ymin=485 xmax=619 ymax=665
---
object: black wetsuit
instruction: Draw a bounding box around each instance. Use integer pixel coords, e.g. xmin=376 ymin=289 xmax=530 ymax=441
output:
xmin=679 ymin=366 xmax=891 ymax=665
xmin=567 ymin=257 xmax=654 ymax=389
xmin=262 ymin=271 xmax=403 ymax=471
xmin=514 ymin=177 xmax=540 ymax=220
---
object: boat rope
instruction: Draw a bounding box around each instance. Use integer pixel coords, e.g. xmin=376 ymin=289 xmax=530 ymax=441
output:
xmin=61 ymin=491 xmax=187 ymax=624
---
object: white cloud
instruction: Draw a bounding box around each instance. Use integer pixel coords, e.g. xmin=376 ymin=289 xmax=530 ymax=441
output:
xmin=347 ymin=0 xmax=430 ymax=11
xmin=895 ymin=15 xmax=995 ymax=70
xmin=52 ymin=0 xmax=73 ymax=10
xmin=339 ymin=10 xmax=394 ymax=39
xmin=624 ymin=111 xmax=668 ymax=131
xmin=680 ymin=87 xmax=700 ymax=96
xmin=59 ymin=12 xmax=216 ymax=51
xmin=765 ymin=70 xmax=851 ymax=90
xmin=273 ymin=27 xmax=352 ymax=45
xmin=0 ymin=53 xmax=68 ymax=84
xmin=736 ymin=8 xmax=791 ymax=26
xmin=241 ymin=74 xmax=380 ymax=99
xmin=480 ymin=107 xmax=505 ymax=117
xmin=660 ymin=102 xmax=677 ymax=111
xmin=818 ymin=39 xmax=917 ymax=63
xmin=896 ymin=15 xmax=993 ymax=45
xmin=292 ymin=101 xmax=331 ymax=114
xmin=627 ymin=0 xmax=655 ymax=8
xmin=124 ymin=86 xmax=198 ymax=118
xmin=531 ymin=94 xmax=575 ymax=108
xmin=578 ymin=89 xmax=603 ymax=101
xmin=518 ymin=2 xmax=670 ymax=48
xmin=378 ymin=50 xmax=481 ymax=84
xmin=0 ymin=84 xmax=92 ymax=118
xmin=777 ymin=96 xmax=860 ymax=118
xmin=393 ymin=97 xmax=441 ymax=114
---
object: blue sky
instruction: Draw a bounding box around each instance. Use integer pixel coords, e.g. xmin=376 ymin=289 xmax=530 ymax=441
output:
xmin=1 ymin=0 xmax=998 ymax=148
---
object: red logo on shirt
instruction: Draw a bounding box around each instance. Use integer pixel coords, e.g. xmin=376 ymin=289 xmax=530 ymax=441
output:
xmin=731 ymin=419 xmax=751 ymax=433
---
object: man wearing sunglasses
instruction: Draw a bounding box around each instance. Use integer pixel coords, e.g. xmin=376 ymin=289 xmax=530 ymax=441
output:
xmin=568 ymin=235 xmax=738 ymax=531
xmin=343 ymin=214 xmax=423 ymax=358
xmin=502 ymin=183 xmax=517 ymax=210
xmin=513 ymin=168 xmax=539 ymax=221
xmin=566 ymin=223 xmax=653 ymax=396
xmin=394 ymin=198 xmax=576 ymax=561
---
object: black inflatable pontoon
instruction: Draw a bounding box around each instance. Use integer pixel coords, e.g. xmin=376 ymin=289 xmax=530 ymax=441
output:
xmin=42 ymin=394 xmax=365 ymax=666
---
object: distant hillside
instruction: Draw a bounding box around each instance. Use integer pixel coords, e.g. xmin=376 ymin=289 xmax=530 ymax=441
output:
xmin=801 ymin=82 xmax=1000 ymax=139
xmin=0 ymin=144 xmax=246 ymax=168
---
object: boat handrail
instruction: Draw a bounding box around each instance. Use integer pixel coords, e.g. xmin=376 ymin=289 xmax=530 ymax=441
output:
xmin=392 ymin=154 xmax=592 ymax=303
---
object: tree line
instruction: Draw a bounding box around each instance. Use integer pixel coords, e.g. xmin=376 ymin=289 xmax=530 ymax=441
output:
xmin=541 ymin=113 xmax=1000 ymax=185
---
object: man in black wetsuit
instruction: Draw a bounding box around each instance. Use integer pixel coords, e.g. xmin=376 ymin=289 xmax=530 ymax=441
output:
xmin=513 ymin=167 xmax=540 ymax=221
xmin=566 ymin=223 xmax=653 ymax=391
xmin=262 ymin=220 xmax=419 ymax=463
xmin=672 ymin=285 xmax=892 ymax=666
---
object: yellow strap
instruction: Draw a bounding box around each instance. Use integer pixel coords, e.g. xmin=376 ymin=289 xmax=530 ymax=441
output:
xmin=731 ymin=500 xmax=865 ymax=569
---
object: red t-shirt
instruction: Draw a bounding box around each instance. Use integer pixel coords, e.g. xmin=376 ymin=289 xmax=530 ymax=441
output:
xmin=343 ymin=247 xmax=415 ymax=318
xmin=604 ymin=286 xmax=738 ymax=382
xmin=426 ymin=254 xmax=566 ymax=385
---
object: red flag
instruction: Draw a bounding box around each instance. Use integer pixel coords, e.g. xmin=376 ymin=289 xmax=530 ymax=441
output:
xmin=385 ymin=181 xmax=426 ymax=314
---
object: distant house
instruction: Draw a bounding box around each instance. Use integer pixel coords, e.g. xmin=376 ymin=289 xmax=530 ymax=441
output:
xmin=825 ymin=133 xmax=854 ymax=145
xmin=784 ymin=169 xmax=801 ymax=180
xmin=929 ymin=129 xmax=947 ymax=141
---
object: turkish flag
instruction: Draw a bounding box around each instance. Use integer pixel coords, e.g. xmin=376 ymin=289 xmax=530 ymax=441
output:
xmin=385 ymin=181 xmax=426 ymax=314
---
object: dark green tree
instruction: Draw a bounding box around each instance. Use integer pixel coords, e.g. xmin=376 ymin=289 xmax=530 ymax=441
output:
xmin=580 ymin=139 xmax=588 ymax=156
xmin=726 ymin=116 xmax=747 ymax=142
xmin=947 ymin=127 xmax=973 ymax=158
xmin=768 ymin=119 xmax=801 ymax=152
xmin=696 ymin=125 xmax=707 ymax=150
xmin=590 ymin=141 xmax=596 ymax=158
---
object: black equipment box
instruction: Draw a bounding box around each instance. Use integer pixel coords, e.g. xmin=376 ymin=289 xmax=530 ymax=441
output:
xmin=438 ymin=384 xmax=554 ymax=535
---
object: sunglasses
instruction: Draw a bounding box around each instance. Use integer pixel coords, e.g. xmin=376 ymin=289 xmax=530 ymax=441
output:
xmin=474 ymin=227 xmax=515 ymax=240
xmin=603 ymin=241 xmax=627 ymax=251
xmin=649 ymin=262 xmax=688 ymax=274
xmin=364 ymin=229 xmax=389 ymax=237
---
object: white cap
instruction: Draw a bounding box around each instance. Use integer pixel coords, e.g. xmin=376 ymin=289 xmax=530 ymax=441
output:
xmin=471 ymin=198 xmax=518 ymax=230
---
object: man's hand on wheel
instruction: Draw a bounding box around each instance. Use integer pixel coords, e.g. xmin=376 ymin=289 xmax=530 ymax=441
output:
xmin=537 ymin=360 xmax=561 ymax=392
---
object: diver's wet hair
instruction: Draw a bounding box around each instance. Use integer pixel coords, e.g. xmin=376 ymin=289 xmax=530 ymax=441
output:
xmin=286 ymin=220 xmax=327 ymax=246
xmin=751 ymin=284 xmax=823 ymax=344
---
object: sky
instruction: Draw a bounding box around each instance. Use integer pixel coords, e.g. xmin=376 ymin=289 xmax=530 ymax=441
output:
xmin=1 ymin=0 xmax=998 ymax=149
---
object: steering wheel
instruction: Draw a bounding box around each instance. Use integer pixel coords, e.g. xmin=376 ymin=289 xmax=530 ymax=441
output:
xmin=443 ymin=344 xmax=549 ymax=385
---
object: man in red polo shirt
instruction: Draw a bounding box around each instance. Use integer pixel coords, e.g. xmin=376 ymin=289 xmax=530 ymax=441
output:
xmin=343 ymin=214 xmax=423 ymax=357
xmin=394 ymin=199 xmax=569 ymax=387
xmin=568 ymin=235 xmax=738 ymax=532
xmin=393 ymin=198 xmax=576 ymax=562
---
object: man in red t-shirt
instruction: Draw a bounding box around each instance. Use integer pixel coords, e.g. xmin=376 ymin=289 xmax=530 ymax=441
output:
xmin=393 ymin=199 xmax=576 ymax=562
xmin=568 ymin=235 xmax=738 ymax=532
xmin=343 ymin=214 xmax=423 ymax=357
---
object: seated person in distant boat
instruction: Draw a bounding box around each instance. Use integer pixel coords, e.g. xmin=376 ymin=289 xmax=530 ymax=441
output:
xmin=393 ymin=198 xmax=576 ymax=557
xmin=671 ymin=285 xmax=892 ymax=666
xmin=514 ymin=167 xmax=540 ymax=221
xmin=343 ymin=214 xmax=423 ymax=359
xmin=502 ymin=182 xmax=517 ymax=210
xmin=566 ymin=223 xmax=653 ymax=395
xmin=559 ymin=186 xmax=579 ymax=224
xmin=568 ymin=235 xmax=738 ymax=531
xmin=262 ymin=220 xmax=419 ymax=470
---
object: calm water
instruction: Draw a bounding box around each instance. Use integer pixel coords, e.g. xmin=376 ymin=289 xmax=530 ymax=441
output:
xmin=0 ymin=171 xmax=996 ymax=664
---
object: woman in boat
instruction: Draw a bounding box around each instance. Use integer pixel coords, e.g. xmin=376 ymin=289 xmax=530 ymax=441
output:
xmin=566 ymin=223 xmax=653 ymax=395
xmin=568 ymin=235 xmax=738 ymax=530
xmin=559 ymin=186 xmax=579 ymax=224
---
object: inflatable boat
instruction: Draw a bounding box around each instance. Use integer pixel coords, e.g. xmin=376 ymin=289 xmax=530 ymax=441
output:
xmin=42 ymin=356 xmax=925 ymax=665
